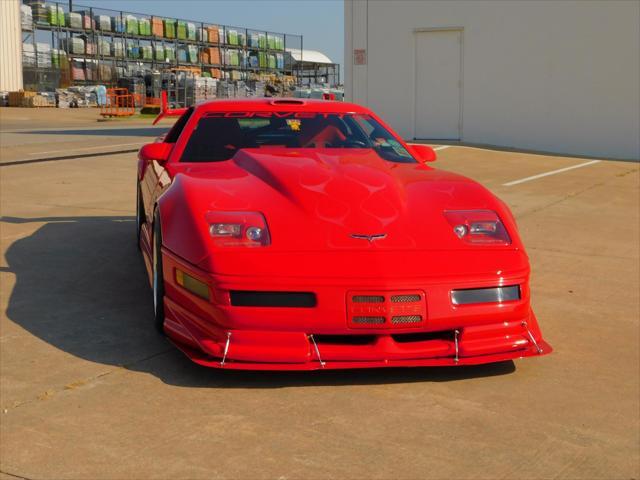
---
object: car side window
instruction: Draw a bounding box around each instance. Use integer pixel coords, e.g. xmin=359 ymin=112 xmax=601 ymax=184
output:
xmin=164 ymin=107 xmax=194 ymax=143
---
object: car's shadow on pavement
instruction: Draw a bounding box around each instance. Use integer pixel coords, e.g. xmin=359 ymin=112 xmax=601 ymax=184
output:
xmin=2 ymin=215 xmax=515 ymax=388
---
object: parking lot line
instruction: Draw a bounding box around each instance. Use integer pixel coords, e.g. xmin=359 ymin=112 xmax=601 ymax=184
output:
xmin=502 ymin=160 xmax=601 ymax=186
xmin=27 ymin=142 xmax=145 ymax=156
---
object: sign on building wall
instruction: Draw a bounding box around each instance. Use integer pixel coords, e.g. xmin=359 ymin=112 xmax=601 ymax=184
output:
xmin=353 ymin=49 xmax=367 ymax=65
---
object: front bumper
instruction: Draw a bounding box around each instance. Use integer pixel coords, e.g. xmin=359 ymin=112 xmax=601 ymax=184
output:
xmin=160 ymin=251 xmax=552 ymax=370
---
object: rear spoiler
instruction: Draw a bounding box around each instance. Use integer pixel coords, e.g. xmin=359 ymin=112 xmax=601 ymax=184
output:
xmin=152 ymin=91 xmax=189 ymax=125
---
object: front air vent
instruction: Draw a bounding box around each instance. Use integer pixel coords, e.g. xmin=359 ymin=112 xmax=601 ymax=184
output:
xmin=347 ymin=290 xmax=426 ymax=329
xmin=391 ymin=315 xmax=422 ymax=324
xmin=391 ymin=294 xmax=421 ymax=303
xmin=352 ymin=316 xmax=386 ymax=324
xmin=230 ymin=291 xmax=316 ymax=308
xmin=352 ymin=295 xmax=385 ymax=303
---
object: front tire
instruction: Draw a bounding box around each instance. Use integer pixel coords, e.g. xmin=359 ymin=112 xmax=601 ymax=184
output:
xmin=152 ymin=210 xmax=165 ymax=333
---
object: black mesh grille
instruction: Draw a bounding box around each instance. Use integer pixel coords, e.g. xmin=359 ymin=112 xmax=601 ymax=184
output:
xmin=391 ymin=315 xmax=422 ymax=324
xmin=391 ymin=294 xmax=421 ymax=303
xmin=352 ymin=295 xmax=385 ymax=303
xmin=352 ymin=316 xmax=386 ymax=324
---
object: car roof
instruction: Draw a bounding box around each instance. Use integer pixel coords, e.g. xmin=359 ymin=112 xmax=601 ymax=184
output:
xmin=193 ymin=98 xmax=371 ymax=114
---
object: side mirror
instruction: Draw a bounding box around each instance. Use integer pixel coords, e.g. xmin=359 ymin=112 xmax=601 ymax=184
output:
xmin=410 ymin=144 xmax=437 ymax=163
xmin=139 ymin=142 xmax=173 ymax=164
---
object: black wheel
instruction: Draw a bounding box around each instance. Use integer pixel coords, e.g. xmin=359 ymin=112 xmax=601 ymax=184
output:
xmin=136 ymin=184 xmax=144 ymax=248
xmin=152 ymin=210 xmax=165 ymax=333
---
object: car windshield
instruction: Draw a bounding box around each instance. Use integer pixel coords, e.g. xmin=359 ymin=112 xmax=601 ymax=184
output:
xmin=180 ymin=112 xmax=416 ymax=163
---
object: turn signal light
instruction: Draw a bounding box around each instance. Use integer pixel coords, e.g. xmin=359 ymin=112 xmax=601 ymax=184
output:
xmin=206 ymin=211 xmax=271 ymax=247
xmin=175 ymin=269 xmax=210 ymax=301
xmin=444 ymin=210 xmax=511 ymax=245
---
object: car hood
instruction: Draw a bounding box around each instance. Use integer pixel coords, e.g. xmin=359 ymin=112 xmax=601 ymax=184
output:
xmin=162 ymin=148 xmax=524 ymax=275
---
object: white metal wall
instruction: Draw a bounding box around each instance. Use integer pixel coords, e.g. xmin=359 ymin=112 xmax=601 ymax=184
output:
xmin=345 ymin=0 xmax=640 ymax=161
xmin=0 ymin=0 xmax=23 ymax=92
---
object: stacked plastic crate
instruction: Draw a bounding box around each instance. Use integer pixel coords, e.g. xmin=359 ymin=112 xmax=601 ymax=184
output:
xmin=47 ymin=4 xmax=65 ymax=26
xmin=95 ymin=15 xmax=111 ymax=31
xmin=21 ymin=4 xmax=32 ymax=30
xmin=24 ymin=1 xmax=47 ymax=25
xmin=139 ymin=18 xmax=151 ymax=36
xmin=141 ymin=45 xmax=153 ymax=60
xmin=60 ymin=37 xmax=86 ymax=55
xmin=165 ymin=45 xmax=176 ymax=62
xmin=154 ymin=45 xmax=165 ymax=61
xmin=22 ymin=43 xmax=36 ymax=67
xmin=207 ymin=26 xmax=219 ymax=44
xmin=177 ymin=21 xmax=187 ymax=40
xmin=187 ymin=23 xmax=197 ymax=41
xmin=126 ymin=15 xmax=138 ymax=35
xmin=112 ymin=40 xmax=125 ymax=58
xmin=97 ymin=39 xmax=110 ymax=56
xmin=164 ymin=19 xmax=176 ymax=39
xmin=151 ymin=17 xmax=164 ymax=37
xmin=66 ymin=12 xmax=82 ymax=29
xmin=112 ymin=15 xmax=125 ymax=33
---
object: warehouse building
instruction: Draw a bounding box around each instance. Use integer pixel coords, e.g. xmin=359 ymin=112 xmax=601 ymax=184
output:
xmin=0 ymin=0 xmax=23 ymax=92
xmin=345 ymin=0 xmax=640 ymax=160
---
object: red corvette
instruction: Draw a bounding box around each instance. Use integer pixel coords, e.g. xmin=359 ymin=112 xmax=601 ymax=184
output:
xmin=137 ymin=98 xmax=551 ymax=370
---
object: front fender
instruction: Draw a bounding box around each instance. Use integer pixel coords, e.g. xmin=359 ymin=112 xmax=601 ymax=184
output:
xmin=157 ymin=175 xmax=211 ymax=267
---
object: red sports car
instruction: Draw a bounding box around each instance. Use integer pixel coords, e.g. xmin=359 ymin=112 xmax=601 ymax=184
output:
xmin=137 ymin=98 xmax=551 ymax=370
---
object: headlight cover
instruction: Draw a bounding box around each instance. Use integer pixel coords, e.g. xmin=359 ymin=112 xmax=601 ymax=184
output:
xmin=444 ymin=210 xmax=511 ymax=245
xmin=206 ymin=211 xmax=270 ymax=247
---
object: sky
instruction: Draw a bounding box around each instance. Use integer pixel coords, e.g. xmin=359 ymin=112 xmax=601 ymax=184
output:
xmin=77 ymin=0 xmax=344 ymax=73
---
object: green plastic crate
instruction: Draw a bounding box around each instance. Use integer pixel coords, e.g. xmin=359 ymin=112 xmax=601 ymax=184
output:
xmin=154 ymin=45 xmax=164 ymax=61
xmin=164 ymin=46 xmax=175 ymax=61
xmin=51 ymin=49 xmax=66 ymax=67
xmin=164 ymin=19 xmax=176 ymax=39
xmin=227 ymin=29 xmax=238 ymax=45
xmin=138 ymin=18 xmax=151 ymax=36
xmin=125 ymin=15 xmax=138 ymax=35
xmin=141 ymin=45 xmax=153 ymax=60
xmin=258 ymin=33 xmax=266 ymax=50
xmin=177 ymin=21 xmax=187 ymax=40
xmin=47 ymin=5 xmax=64 ymax=26
xmin=227 ymin=50 xmax=239 ymax=66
